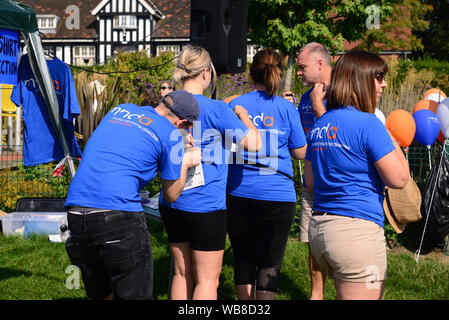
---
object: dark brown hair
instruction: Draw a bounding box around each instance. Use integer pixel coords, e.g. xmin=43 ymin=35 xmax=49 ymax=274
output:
xmin=250 ymin=48 xmax=284 ymax=97
xmin=140 ymin=83 xmax=160 ymax=107
xmin=326 ymin=50 xmax=388 ymax=113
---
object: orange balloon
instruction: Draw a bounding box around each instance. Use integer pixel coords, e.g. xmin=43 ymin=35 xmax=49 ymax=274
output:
xmin=385 ymin=109 xmax=416 ymax=147
xmin=223 ymin=95 xmax=240 ymax=104
xmin=413 ymin=99 xmax=439 ymax=114
xmin=423 ymin=88 xmax=447 ymax=99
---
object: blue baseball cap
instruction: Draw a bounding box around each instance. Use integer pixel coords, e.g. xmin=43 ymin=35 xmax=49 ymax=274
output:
xmin=162 ymin=90 xmax=200 ymax=123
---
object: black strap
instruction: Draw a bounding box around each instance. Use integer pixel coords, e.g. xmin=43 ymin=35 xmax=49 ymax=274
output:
xmin=239 ymin=158 xmax=299 ymax=185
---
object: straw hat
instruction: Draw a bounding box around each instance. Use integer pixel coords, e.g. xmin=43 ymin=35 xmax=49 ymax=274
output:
xmin=383 ymin=177 xmax=422 ymax=233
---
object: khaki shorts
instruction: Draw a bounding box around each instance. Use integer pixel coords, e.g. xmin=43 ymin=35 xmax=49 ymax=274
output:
xmin=308 ymin=213 xmax=387 ymax=283
xmin=299 ymin=187 xmax=314 ymax=242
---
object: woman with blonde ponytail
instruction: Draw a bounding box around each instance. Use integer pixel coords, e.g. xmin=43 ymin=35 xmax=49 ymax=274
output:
xmin=226 ymin=48 xmax=307 ymax=300
xmin=159 ymin=44 xmax=261 ymax=300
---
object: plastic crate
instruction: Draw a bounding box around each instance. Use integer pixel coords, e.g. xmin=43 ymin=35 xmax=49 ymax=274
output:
xmin=1 ymin=212 xmax=67 ymax=238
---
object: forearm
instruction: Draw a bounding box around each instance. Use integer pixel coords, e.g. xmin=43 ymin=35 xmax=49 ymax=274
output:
xmin=236 ymin=111 xmax=262 ymax=152
xmin=392 ymin=140 xmax=410 ymax=177
xmin=162 ymin=163 xmax=190 ymax=203
xmin=312 ymin=100 xmax=326 ymax=119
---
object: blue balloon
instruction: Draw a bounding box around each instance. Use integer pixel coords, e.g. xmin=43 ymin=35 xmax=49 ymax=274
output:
xmin=413 ymin=109 xmax=441 ymax=146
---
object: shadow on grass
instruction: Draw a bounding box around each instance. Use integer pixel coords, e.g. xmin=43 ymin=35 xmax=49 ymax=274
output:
xmin=0 ymin=267 xmax=32 ymax=282
xmin=399 ymin=221 xmax=446 ymax=255
xmin=147 ymin=219 xmax=171 ymax=299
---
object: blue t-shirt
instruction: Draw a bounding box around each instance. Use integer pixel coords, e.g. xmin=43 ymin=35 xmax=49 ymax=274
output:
xmin=298 ymin=88 xmax=327 ymax=188
xmin=305 ymin=107 xmax=395 ymax=227
xmin=65 ymin=104 xmax=184 ymax=212
xmin=298 ymin=88 xmax=316 ymax=135
xmin=160 ymin=94 xmax=249 ymax=212
xmin=11 ymin=54 xmax=82 ymax=166
xmin=227 ymin=91 xmax=307 ymax=202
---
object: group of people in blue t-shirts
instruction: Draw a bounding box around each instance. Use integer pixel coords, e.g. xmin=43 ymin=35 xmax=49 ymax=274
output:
xmin=63 ymin=42 xmax=409 ymax=301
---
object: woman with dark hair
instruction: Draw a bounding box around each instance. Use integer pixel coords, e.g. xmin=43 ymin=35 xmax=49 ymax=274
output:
xmin=160 ymin=80 xmax=175 ymax=97
xmin=140 ymin=83 xmax=160 ymax=107
xmin=226 ymin=48 xmax=308 ymax=300
xmin=304 ymin=50 xmax=409 ymax=300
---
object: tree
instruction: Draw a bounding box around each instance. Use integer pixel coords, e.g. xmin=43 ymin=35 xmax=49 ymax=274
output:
xmin=415 ymin=0 xmax=449 ymax=60
xmin=357 ymin=0 xmax=432 ymax=53
xmin=247 ymin=0 xmax=397 ymax=90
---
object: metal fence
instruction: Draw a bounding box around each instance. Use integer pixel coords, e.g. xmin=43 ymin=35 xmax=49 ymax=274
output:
xmin=0 ymin=145 xmax=72 ymax=211
xmin=1 ymin=141 xmax=445 ymax=205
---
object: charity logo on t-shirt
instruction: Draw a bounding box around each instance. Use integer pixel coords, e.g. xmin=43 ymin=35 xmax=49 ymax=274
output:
xmin=11 ymin=54 xmax=82 ymax=166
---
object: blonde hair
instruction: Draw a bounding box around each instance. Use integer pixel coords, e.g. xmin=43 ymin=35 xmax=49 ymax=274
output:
xmin=173 ymin=45 xmax=217 ymax=93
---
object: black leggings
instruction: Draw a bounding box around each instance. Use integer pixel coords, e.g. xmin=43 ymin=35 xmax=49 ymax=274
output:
xmin=226 ymin=194 xmax=296 ymax=293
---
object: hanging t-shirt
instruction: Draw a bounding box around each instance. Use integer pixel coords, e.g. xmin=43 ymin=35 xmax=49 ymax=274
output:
xmin=305 ymin=107 xmax=395 ymax=227
xmin=226 ymin=91 xmax=307 ymax=202
xmin=160 ymin=94 xmax=249 ymax=213
xmin=65 ymin=104 xmax=184 ymax=212
xmin=10 ymin=54 xmax=82 ymax=166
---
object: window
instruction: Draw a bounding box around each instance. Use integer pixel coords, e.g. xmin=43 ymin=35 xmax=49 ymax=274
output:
xmin=247 ymin=45 xmax=260 ymax=62
xmin=37 ymin=15 xmax=58 ymax=32
xmin=113 ymin=15 xmax=137 ymax=29
xmin=156 ymin=45 xmax=180 ymax=57
xmin=73 ymin=46 xmax=96 ymax=66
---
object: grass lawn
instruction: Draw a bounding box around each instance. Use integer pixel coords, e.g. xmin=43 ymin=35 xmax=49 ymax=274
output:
xmin=0 ymin=220 xmax=448 ymax=300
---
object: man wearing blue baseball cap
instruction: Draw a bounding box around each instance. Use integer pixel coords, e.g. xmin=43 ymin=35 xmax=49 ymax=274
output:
xmin=64 ymin=90 xmax=201 ymax=300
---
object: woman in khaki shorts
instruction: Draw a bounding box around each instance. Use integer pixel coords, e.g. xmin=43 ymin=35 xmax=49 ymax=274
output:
xmin=303 ymin=51 xmax=410 ymax=300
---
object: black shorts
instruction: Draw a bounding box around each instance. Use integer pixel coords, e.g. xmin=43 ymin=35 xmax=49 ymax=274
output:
xmin=159 ymin=204 xmax=227 ymax=251
xmin=65 ymin=209 xmax=153 ymax=300
xmin=226 ymin=194 xmax=296 ymax=292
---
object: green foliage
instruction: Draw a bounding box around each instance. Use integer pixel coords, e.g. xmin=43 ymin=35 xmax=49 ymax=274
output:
xmin=72 ymin=50 xmax=176 ymax=144
xmin=415 ymin=0 xmax=449 ymax=61
xmin=411 ymin=57 xmax=449 ymax=95
xmin=0 ymin=163 xmax=71 ymax=212
xmin=359 ymin=0 xmax=432 ymax=52
xmin=100 ymin=50 xmax=176 ymax=92
xmin=247 ymin=0 xmax=397 ymax=55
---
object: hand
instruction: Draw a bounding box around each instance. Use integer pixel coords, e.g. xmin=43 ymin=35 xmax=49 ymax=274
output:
xmin=183 ymin=132 xmax=194 ymax=148
xmin=310 ymin=83 xmax=326 ymax=104
xmin=310 ymin=83 xmax=327 ymax=118
xmin=234 ymin=105 xmax=248 ymax=118
xmin=183 ymin=147 xmax=202 ymax=168
xmin=282 ymin=91 xmax=296 ymax=104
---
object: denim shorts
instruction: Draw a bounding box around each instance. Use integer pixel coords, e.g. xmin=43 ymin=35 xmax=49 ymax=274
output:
xmin=65 ymin=208 xmax=153 ymax=300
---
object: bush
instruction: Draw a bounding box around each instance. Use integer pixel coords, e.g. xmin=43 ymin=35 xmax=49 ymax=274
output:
xmin=0 ymin=163 xmax=71 ymax=212
xmin=397 ymin=57 xmax=449 ymax=96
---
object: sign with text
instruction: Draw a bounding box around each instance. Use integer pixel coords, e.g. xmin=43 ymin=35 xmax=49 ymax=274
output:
xmin=0 ymin=28 xmax=19 ymax=85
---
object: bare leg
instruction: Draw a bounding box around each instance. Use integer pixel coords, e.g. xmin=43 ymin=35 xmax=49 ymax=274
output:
xmin=308 ymin=245 xmax=326 ymax=300
xmin=236 ymin=284 xmax=255 ymax=300
xmin=334 ymin=279 xmax=385 ymax=300
xmin=256 ymin=290 xmax=276 ymax=300
xmin=169 ymin=242 xmax=194 ymax=300
xmin=192 ymin=249 xmax=224 ymax=300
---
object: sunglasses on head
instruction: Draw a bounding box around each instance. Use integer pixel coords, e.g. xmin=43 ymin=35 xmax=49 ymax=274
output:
xmin=161 ymin=86 xmax=173 ymax=90
xmin=375 ymin=72 xmax=385 ymax=82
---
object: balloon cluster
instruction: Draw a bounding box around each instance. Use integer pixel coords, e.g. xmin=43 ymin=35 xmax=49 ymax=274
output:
xmin=378 ymin=88 xmax=449 ymax=148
